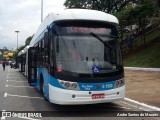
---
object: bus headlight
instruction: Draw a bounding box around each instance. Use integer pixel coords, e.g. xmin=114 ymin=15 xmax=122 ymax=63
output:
xmin=64 ymin=82 xmax=70 ymax=88
xmin=71 ymin=83 xmax=77 ymax=89
xmin=115 ymin=78 xmax=125 ymax=88
xmin=58 ymin=79 xmax=80 ymax=90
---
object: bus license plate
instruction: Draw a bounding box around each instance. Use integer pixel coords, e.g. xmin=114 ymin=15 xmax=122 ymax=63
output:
xmin=92 ymin=93 xmax=105 ymax=99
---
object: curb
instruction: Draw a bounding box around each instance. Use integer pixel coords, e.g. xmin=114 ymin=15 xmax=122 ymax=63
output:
xmin=122 ymin=97 xmax=160 ymax=111
xmin=124 ymin=67 xmax=160 ymax=72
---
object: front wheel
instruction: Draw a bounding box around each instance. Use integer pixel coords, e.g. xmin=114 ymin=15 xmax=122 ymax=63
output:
xmin=40 ymin=76 xmax=49 ymax=102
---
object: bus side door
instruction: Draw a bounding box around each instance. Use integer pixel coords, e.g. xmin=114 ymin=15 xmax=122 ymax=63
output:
xmin=28 ymin=47 xmax=37 ymax=86
xmin=21 ymin=54 xmax=26 ymax=73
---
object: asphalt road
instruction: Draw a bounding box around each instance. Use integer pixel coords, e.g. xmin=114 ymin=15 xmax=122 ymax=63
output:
xmin=0 ymin=66 xmax=158 ymax=120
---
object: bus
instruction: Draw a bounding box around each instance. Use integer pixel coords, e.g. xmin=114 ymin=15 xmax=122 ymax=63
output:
xmin=17 ymin=50 xmax=25 ymax=74
xmin=27 ymin=9 xmax=125 ymax=105
xmin=23 ymin=45 xmax=30 ymax=77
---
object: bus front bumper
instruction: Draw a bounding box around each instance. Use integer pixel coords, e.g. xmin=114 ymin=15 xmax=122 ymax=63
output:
xmin=49 ymin=84 xmax=125 ymax=105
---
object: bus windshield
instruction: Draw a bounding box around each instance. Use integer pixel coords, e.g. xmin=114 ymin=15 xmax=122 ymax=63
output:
xmin=54 ymin=21 xmax=122 ymax=74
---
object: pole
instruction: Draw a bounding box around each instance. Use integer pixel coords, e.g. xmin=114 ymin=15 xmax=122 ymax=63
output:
xmin=41 ymin=0 xmax=43 ymax=22
xmin=15 ymin=31 xmax=20 ymax=50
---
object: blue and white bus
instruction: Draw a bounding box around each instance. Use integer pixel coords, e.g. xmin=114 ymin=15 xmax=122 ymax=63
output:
xmin=27 ymin=9 xmax=125 ymax=105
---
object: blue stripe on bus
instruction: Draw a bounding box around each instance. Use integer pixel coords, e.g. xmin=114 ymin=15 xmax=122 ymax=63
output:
xmin=37 ymin=68 xmax=121 ymax=92
xmin=78 ymin=81 xmax=115 ymax=91
xmin=30 ymin=82 xmax=37 ymax=86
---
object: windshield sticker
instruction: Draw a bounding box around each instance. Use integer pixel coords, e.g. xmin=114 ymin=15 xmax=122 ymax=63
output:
xmin=92 ymin=66 xmax=100 ymax=73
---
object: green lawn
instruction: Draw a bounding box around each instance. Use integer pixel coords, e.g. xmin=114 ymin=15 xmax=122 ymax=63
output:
xmin=123 ymin=40 xmax=160 ymax=68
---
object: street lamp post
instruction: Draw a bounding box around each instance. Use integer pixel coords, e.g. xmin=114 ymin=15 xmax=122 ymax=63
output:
xmin=41 ymin=0 xmax=43 ymax=22
xmin=15 ymin=31 xmax=20 ymax=50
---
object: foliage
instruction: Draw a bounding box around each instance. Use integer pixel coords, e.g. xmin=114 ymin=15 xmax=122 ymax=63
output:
xmin=64 ymin=0 xmax=136 ymax=13
xmin=123 ymin=40 xmax=160 ymax=68
xmin=64 ymin=0 xmax=159 ymax=29
xmin=13 ymin=35 xmax=33 ymax=58
xmin=25 ymin=36 xmax=33 ymax=46
xmin=114 ymin=0 xmax=156 ymax=28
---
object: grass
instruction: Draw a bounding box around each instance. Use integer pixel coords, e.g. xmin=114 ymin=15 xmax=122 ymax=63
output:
xmin=123 ymin=38 xmax=160 ymax=68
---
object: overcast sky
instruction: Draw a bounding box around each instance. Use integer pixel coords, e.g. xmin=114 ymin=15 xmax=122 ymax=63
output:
xmin=0 ymin=0 xmax=65 ymax=50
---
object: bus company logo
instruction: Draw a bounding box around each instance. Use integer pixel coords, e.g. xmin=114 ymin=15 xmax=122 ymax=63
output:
xmin=82 ymin=85 xmax=94 ymax=91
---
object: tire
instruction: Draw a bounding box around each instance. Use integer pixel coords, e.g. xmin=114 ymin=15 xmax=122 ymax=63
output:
xmin=40 ymin=75 xmax=44 ymax=94
xmin=40 ymin=75 xmax=48 ymax=102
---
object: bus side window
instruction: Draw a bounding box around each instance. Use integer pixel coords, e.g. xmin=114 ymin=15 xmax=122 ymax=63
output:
xmin=44 ymin=32 xmax=49 ymax=69
xmin=39 ymin=40 xmax=45 ymax=66
xmin=37 ymin=43 xmax=40 ymax=66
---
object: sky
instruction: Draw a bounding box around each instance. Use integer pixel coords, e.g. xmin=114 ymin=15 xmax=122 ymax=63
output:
xmin=0 ymin=0 xmax=65 ymax=50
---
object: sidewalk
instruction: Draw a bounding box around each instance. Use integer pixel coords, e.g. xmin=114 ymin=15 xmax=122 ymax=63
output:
xmin=125 ymin=70 xmax=160 ymax=108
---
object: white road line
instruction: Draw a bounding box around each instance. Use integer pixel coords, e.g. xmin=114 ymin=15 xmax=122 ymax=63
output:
xmin=6 ymin=84 xmax=34 ymax=88
xmin=4 ymin=93 xmax=7 ymax=97
xmin=7 ymin=77 xmax=25 ymax=78
xmin=124 ymin=67 xmax=160 ymax=72
xmin=7 ymin=80 xmax=27 ymax=82
xmin=4 ymin=92 xmax=44 ymax=99
xmin=121 ymin=97 xmax=160 ymax=111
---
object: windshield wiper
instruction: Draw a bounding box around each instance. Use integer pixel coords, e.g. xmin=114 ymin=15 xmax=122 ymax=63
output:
xmin=90 ymin=32 xmax=118 ymax=49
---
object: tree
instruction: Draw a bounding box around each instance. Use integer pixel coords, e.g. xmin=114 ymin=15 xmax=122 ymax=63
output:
xmin=25 ymin=35 xmax=33 ymax=46
xmin=13 ymin=35 xmax=33 ymax=59
xmin=64 ymin=0 xmax=136 ymax=13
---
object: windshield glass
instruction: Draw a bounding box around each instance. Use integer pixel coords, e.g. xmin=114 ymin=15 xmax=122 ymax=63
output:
xmin=54 ymin=21 xmax=122 ymax=74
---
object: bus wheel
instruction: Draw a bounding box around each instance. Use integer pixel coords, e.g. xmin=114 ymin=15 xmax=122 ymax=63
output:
xmin=40 ymin=76 xmax=48 ymax=102
xmin=40 ymin=76 xmax=44 ymax=94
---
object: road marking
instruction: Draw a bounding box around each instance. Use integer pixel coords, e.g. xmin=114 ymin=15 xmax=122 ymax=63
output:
xmin=7 ymin=76 xmax=26 ymax=78
xmin=121 ymin=97 xmax=160 ymax=111
xmin=4 ymin=93 xmax=7 ymax=97
xmin=7 ymin=76 xmax=26 ymax=79
xmin=6 ymin=84 xmax=34 ymax=88
xmin=124 ymin=67 xmax=160 ymax=72
xmin=7 ymin=80 xmax=27 ymax=82
xmin=4 ymin=92 xmax=44 ymax=99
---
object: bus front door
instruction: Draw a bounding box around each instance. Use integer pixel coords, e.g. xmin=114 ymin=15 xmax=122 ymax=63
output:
xmin=28 ymin=47 xmax=37 ymax=86
xmin=21 ymin=54 xmax=26 ymax=74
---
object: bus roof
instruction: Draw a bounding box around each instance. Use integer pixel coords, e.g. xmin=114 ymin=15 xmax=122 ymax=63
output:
xmin=30 ymin=9 xmax=119 ymax=46
xmin=49 ymin=9 xmax=118 ymax=23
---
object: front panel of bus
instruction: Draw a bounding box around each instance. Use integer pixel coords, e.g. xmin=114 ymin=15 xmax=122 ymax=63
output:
xmin=48 ymin=20 xmax=124 ymax=104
